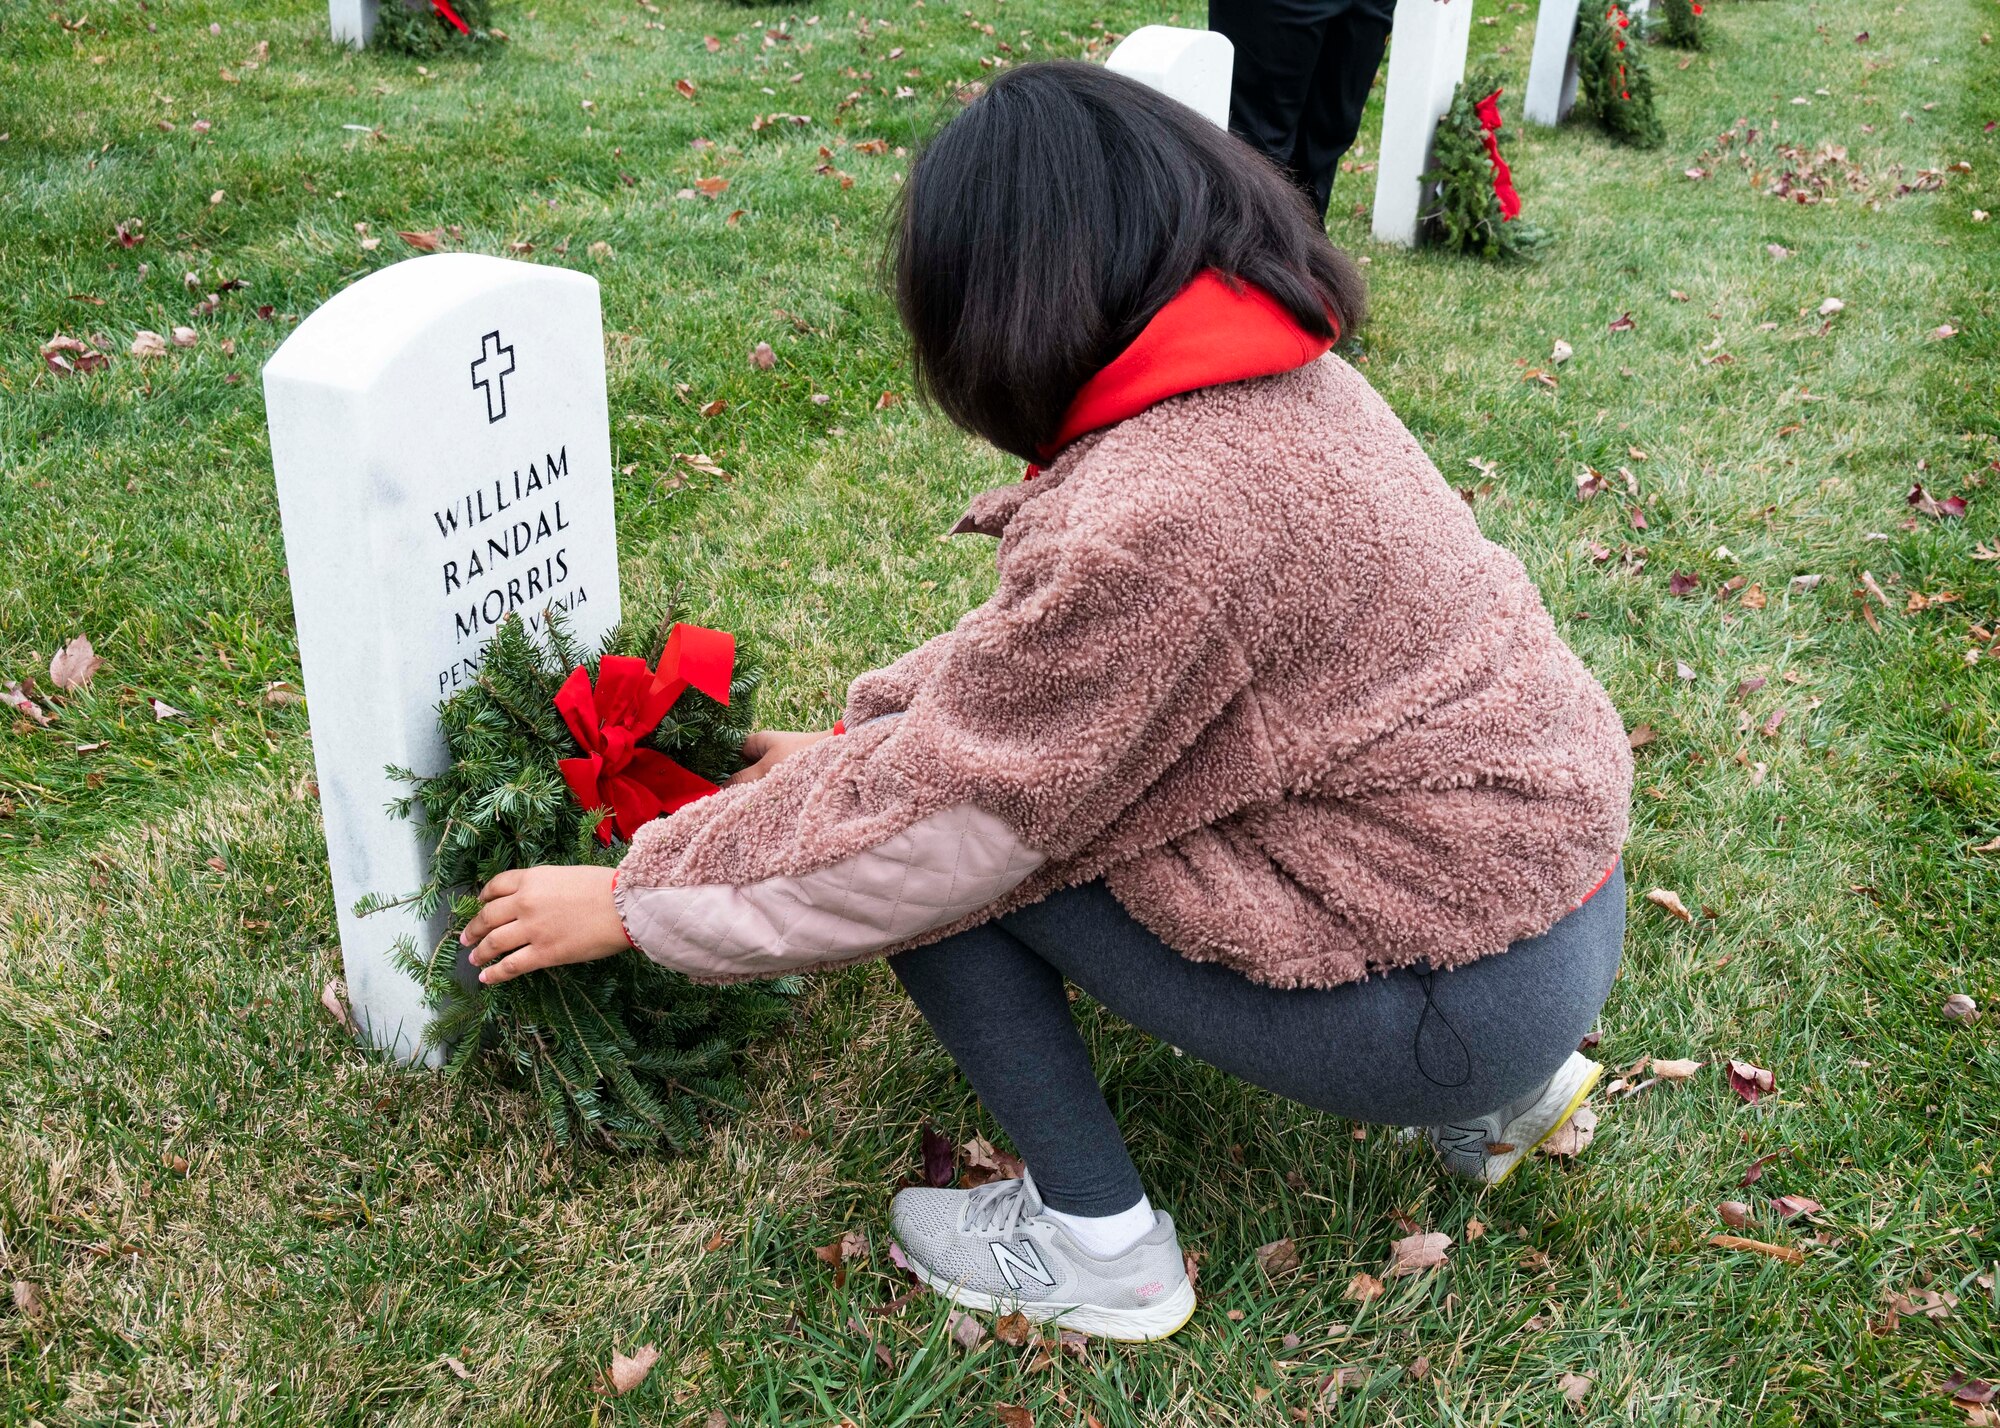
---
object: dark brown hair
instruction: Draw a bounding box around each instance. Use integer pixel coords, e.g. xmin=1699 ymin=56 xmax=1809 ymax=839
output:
xmin=890 ymin=60 xmax=1366 ymax=462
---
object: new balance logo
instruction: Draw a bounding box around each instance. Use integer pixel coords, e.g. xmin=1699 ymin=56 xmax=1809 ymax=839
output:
xmin=990 ymin=1238 xmax=1056 ymax=1292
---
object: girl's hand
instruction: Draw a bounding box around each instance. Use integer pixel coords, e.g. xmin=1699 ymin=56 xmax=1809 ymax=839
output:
xmin=727 ymin=728 xmax=834 ymax=785
xmin=460 ymin=865 xmax=630 ymax=985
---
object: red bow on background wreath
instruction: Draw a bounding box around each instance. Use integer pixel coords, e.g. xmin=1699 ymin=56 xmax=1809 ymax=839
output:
xmin=1473 ymin=89 xmax=1523 ymax=222
xmin=431 ymin=0 xmax=472 ymax=34
xmin=554 ymin=623 xmax=736 ymax=844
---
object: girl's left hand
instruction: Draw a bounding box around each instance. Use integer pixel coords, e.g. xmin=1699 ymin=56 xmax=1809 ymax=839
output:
xmin=460 ymin=865 xmax=631 ymax=984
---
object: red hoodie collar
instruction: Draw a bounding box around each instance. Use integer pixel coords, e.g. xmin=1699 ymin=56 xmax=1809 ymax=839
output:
xmin=1028 ymin=270 xmax=1335 ymax=473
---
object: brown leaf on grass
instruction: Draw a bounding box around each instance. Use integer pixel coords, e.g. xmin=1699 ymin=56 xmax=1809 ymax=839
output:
xmin=813 ymin=1229 xmax=868 ymax=1283
xmin=1608 ymin=312 xmax=1636 ymax=332
xmin=49 ymin=635 xmax=104 ymax=692
xmin=41 ymin=332 xmax=111 ymax=375
xmin=1740 ymin=1150 xmax=1787 ymax=1186
xmin=996 ymin=1405 xmax=1033 ymax=1428
xmin=1759 ymin=706 xmax=1787 ymax=738
xmin=1740 ymin=583 xmax=1767 ymax=610
xmin=608 ymin=1343 xmax=659 ymax=1394
xmin=1909 ymin=483 xmax=1968 ymax=519
xmin=993 ymin=1311 xmax=1033 ymax=1346
xmin=676 ymin=78 xmax=698 ymax=99
xmin=1708 ymin=1234 xmax=1804 ymax=1264
xmin=1345 ymin=1271 xmax=1388 ymax=1302
xmin=1574 ymin=467 xmax=1607 ymax=500
xmin=397 ymin=229 xmax=442 ymax=252
xmin=1943 ymin=993 xmax=1980 ymax=1023
xmin=5 ymin=681 xmax=53 ymax=726
xmin=876 ymin=391 xmax=902 ymax=410
xmin=171 ymin=325 xmax=199 ymax=347
xmin=1537 ymin=1104 xmax=1596 ymax=1158
xmin=1464 ymin=1218 xmax=1486 ymax=1240
xmin=150 ymin=697 xmax=186 ymax=721
xmin=1558 ymin=1372 xmax=1593 ymax=1409
xmin=320 ymin=978 xmax=353 ymax=1032
xmin=750 ymin=341 xmax=776 ymax=370
xmin=12 ymin=1281 xmax=43 ymax=1318
xmin=1717 ymin=1200 xmax=1752 ymax=1228
xmin=437 ymin=1354 xmax=474 ymax=1380
xmin=130 ymin=329 xmax=168 ymax=359
xmin=960 ymin=1134 xmax=1026 ymax=1187
xmin=1945 ymin=1373 xmax=1998 ymax=1405
xmin=1646 ymin=888 xmax=1693 ymax=922
xmin=1668 ymin=571 xmax=1700 ymax=597
xmin=1887 ymin=1288 xmax=1956 ymax=1320
xmin=1386 ymin=1232 xmax=1452 ymax=1277
xmin=1770 ymin=1195 xmax=1822 ymax=1221
xmin=920 ymin=1122 xmax=956 ymax=1187
xmin=1930 ymin=324 xmax=1959 ymax=341
xmin=698 ymin=399 xmax=727 ymax=418
xmin=704 ymin=35 xmax=721 ymax=51
xmin=695 ymin=175 xmax=731 ymax=197
xmin=947 ymin=1309 xmax=987 ymax=1350
xmin=1256 ymin=1238 xmax=1302 ymax=1277
xmin=1627 ymin=723 xmax=1656 ymax=750
xmin=1727 ymin=1060 xmax=1775 ymax=1103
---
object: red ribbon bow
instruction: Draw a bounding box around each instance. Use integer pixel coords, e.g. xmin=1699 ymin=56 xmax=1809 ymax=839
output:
xmin=554 ymin=623 xmax=736 ymax=844
xmin=1473 ymin=89 xmax=1523 ymax=222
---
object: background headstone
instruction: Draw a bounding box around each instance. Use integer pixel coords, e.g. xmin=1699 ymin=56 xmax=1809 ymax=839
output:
xmin=264 ymin=254 xmax=622 ymax=1061
xmin=1105 ymin=25 xmax=1236 ymax=129
xmin=329 ymin=0 xmax=379 ymax=48
xmin=1370 ymin=0 xmax=1475 ymax=246
xmin=1525 ymin=0 xmax=1584 ymax=124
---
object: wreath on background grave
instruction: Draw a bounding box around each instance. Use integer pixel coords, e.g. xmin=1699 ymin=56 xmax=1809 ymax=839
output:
xmin=371 ymin=0 xmax=501 ymax=57
xmin=1572 ymin=4 xmax=1665 ymax=148
xmin=360 ymin=606 xmax=798 ymax=1152
xmin=1658 ymin=0 xmax=1707 ymax=51
xmin=1421 ymin=74 xmax=1551 ymax=260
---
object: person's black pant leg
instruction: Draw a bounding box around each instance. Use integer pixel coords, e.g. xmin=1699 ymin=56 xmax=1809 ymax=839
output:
xmin=1289 ymin=0 xmax=1396 ymax=220
xmin=1211 ymin=0 xmax=1397 ymax=222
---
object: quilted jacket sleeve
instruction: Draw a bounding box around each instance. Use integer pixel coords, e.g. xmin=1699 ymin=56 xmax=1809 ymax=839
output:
xmin=611 ymin=499 xmax=1254 ymax=981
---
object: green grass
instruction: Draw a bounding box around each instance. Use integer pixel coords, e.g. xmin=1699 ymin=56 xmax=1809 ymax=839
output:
xmin=2 ymin=0 xmax=1997 ymax=1422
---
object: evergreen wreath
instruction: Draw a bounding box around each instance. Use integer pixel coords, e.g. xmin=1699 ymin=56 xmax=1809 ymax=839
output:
xmin=1572 ymin=3 xmax=1666 ymax=148
xmin=360 ymin=606 xmax=799 ymax=1152
xmin=1657 ymin=0 xmax=1707 ymax=50
xmin=1420 ymin=73 xmax=1551 ymax=260
xmin=371 ymin=0 xmax=500 ymax=58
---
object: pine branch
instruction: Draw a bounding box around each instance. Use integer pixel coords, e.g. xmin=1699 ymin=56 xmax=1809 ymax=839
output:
xmin=1573 ymin=4 xmax=1666 ymax=148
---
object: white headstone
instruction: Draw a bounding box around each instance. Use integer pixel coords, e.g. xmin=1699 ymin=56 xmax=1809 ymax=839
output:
xmin=1370 ymin=0 xmax=1476 ymax=246
xmin=263 ymin=254 xmax=622 ymax=1061
xmin=1105 ymin=25 xmax=1235 ymax=129
xmin=1524 ymin=0 xmax=1584 ymax=125
xmin=330 ymin=0 xmax=380 ymax=48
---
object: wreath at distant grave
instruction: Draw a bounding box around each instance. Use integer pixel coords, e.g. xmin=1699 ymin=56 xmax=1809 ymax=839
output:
xmin=1421 ymin=74 xmax=1551 ymax=260
xmin=1657 ymin=0 xmax=1707 ymax=51
xmin=371 ymin=0 xmax=501 ymax=57
xmin=361 ymin=605 xmax=799 ymax=1151
xmin=1572 ymin=4 xmax=1666 ymax=148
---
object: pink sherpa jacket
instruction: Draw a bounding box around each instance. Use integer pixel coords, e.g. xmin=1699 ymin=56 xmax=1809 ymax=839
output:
xmin=613 ymin=355 xmax=1633 ymax=989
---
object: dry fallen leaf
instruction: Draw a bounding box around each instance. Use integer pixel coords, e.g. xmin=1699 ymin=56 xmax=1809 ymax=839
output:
xmin=320 ymin=977 xmax=353 ymax=1032
xmin=608 ymin=1343 xmax=659 ymax=1395
xmin=586 ymin=240 xmax=614 ymax=259
xmin=995 ymin=1405 xmax=1033 ymax=1428
xmin=993 ymin=1311 xmax=1033 ymax=1346
xmin=1537 ymin=1104 xmax=1596 ymax=1158
xmin=1943 ymin=993 xmax=1980 ymax=1023
xmin=1727 ymin=1059 xmax=1776 ymax=1103
xmin=1386 ymin=1231 xmax=1452 ymax=1277
xmin=171 ymin=325 xmax=199 ymax=347
xmin=1770 ymin=1195 xmax=1822 ymax=1221
xmin=1551 ymin=339 xmax=1574 ymax=364
xmin=1652 ymin=1057 xmax=1703 ymax=1080
xmin=1627 ymin=723 xmax=1656 ymax=750
xmin=3 ymin=681 xmax=53 ymax=726
xmin=676 ymin=77 xmax=698 ymax=99
xmin=1464 ymin=1218 xmax=1486 ymax=1240
xmin=397 ymin=229 xmax=442 ymax=252
xmin=130 ymin=329 xmax=168 ymax=358
xmin=1708 ymin=1234 xmax=1804 ymax=1264
xmin=1345 ymin=1271 xmax=1388 ymax=1302
xmin=695 ymin=175 xmax=731 ymax=197
xmin=1669 ymin=571 xmax=1700 ymax=597
xmin=947 ymin=1310 xmax=987 ymax=1350
xmin=1818 ymin=297 xmax=1845 ymax=317
xmin=1717 ymin=1200 xmax=1752 ymax=1229
xmin=438 ymin=1354 xmax=474 ymax=1380
xmin=1646 ymin=888 xmax=1693 ymax=922
xmin=49 ymin=635 xmax=104 ymax=692
xmin=1558 ymin=1371 xmax=1592 ymax=1409
xmin=750 ymin=341 xmax=776 ymax=370
xmin=1256 ymin=1238 xmax=1302 ymax=1277
xmin=921 ymin=1122 xmax=956 ymax=1188
xmin=150 ymin=697 xmax=186 ymax=720
xmin=12 ymin=1281 xmax=42 ymax=1318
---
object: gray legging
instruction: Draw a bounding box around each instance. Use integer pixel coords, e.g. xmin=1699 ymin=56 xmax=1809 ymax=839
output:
xmin=891 ymin=866 xmax=1625 ymax=1216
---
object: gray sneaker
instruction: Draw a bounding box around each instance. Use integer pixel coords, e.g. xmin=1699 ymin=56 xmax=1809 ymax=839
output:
xmin=1424 ymin=1052 xmax=1603 ymax=1186
xmin=889 ymin=1170 xmax=1196 ymax=1341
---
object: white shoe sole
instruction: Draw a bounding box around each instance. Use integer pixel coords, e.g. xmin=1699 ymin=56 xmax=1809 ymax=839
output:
xmin=901 ymin=1258 xmax=1198 ymax=1342
xmin=1480 ymin=1051 xmax=1603 ymax=1186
